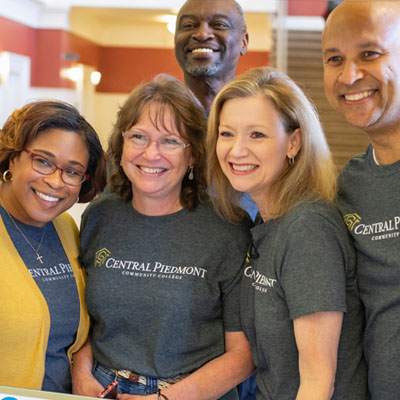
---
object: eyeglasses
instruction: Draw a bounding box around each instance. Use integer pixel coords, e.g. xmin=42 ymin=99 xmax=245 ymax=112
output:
xmin=24 ymin=149 xmax=89 ymax=186
xmin=122 ymin=131 xmax=191 ymax=154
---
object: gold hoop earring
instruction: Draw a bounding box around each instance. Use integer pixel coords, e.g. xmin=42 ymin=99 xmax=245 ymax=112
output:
xmin=2 ymin=170 xmax=13 ymax=182
xmin=288 ymin=157 xmax=295 ymax=166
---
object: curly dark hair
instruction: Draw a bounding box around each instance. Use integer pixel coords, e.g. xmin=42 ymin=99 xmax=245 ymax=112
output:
xmin=0 ymin=100 xmax=106 ymax=202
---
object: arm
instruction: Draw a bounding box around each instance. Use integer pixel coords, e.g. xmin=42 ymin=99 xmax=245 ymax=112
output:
xmin=71 ymin=338 xmax=104 ymax=397
xmin=294 ymin=311 xmax=343 ymax=400
xmin=119 ymin=331 xmax=255 ymax=400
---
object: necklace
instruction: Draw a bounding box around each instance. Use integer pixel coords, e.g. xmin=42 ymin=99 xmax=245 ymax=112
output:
xmin=0 ymin=197 xmax=46 ymax=264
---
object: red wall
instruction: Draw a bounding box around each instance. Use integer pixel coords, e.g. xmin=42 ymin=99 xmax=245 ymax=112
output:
xmin=0 ymin=16 xmax=36 ymax=57
xmin=0 ymin=15 xmax=36 ymax=86
xmin=34 ymin=30 xmax=69 ymax=88
xmin=288 ymin=0 xmax=327 ymax=16
xmin=97 ymin=47 xmax=269 ymax=93
xmin=0 ymin=16 xmax=270 ymax=93
xmin=97 ymin=47 xmax=182 ymax=93
xmin=34 ymin=30 xmax=100 ymax=88
xmin=237 ymin=51 xmax=269 ymax=75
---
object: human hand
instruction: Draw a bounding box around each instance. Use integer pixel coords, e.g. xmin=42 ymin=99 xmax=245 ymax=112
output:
xmin=72 ymin=370 xmax=104 ymax=397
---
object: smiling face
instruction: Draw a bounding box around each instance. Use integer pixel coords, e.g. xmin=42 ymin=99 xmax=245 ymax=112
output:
xmin=174 ymin=0 xmax=248 ymax=81
xmin=4 ymin=129 xmax=89 ymax=227
xmin=216 ymin=93 xmax=300 ymax=208
xmin=322 ymin=1 xmax=400 ymax=135
xmin=121 ymin=103 xmax=193 ymax=213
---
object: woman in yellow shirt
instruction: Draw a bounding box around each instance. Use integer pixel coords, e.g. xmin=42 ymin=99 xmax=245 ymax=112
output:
xmin=0 ymin=100 xmax=106 ymax=392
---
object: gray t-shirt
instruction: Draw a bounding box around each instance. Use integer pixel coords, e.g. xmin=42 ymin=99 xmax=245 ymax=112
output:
xmin=337 ymin=144 xmax=400 ymax=399
xmin=80 ymin=193 xmax=251 ymax=378
xmin=240 ymin=201 xmax=367 ymax=399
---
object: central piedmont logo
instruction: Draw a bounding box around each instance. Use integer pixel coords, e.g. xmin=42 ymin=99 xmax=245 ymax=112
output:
xmin=95 ymin=248 xmax=111 ymax=267
xmin=343 ymin=213 xmax=361 ymax=231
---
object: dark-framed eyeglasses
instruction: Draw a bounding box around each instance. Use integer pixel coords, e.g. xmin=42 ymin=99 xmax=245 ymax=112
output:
xmin=24 ymin=149 xmax=89 ymax=186
xmin=122 ymin=131 xmax=191 ymax=154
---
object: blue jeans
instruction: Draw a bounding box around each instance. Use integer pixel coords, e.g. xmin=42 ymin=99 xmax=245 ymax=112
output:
xmin=93 ymin=361 xmax=238 ymax=399
xmin=93 ymin=361 xmax=157 ymax=396
xmin=238 ymin=373 xmax=257 ymax=400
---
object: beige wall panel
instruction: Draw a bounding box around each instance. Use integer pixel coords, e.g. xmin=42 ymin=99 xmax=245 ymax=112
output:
xmin=92 ymin=92 xmax=129 ymax=148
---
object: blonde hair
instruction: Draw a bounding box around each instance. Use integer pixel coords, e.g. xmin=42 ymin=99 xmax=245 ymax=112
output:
xmin=207 ymin=67 xmax=337 ymax=222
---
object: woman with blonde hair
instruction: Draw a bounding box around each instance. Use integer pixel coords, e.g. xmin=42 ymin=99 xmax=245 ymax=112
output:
xmin=207 ymin=67 xmax=367 ymax=399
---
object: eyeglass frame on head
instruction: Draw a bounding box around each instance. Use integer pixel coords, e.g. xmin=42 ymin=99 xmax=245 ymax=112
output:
xmin=23 ymin=148 xmax=89 ymax=186
xmin=122 ymin=130 xmax=191 ymax=154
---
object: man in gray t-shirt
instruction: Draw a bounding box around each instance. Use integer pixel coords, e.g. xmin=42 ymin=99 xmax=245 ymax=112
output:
xmin=322 ymin=2 xmax=400 ymax=398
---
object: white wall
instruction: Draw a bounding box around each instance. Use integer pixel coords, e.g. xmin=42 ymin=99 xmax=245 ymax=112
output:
xmin=0 ymin=52 xmax=31 ymax=127
xmin=92 ymin=92 xmax=128 ymax=146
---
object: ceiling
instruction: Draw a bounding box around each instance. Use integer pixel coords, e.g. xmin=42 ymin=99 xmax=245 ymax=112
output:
xmin=71 ymin=6 xmax=271 ymax=28
xmin=35 ymin=0 xmax=277 ymax=13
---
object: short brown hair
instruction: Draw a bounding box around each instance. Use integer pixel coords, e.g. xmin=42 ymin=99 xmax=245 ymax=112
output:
xmin=107 ymin=74 xmax=208 ymax=210
xmin=0 ymin=100 xmax=106 ymax=202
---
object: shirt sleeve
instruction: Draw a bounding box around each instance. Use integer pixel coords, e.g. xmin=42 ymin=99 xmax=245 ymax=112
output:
xmin=220 ymin=223 xmax=251 ymax=331
xmin=279 ymin=210 xmax=350 ymax=320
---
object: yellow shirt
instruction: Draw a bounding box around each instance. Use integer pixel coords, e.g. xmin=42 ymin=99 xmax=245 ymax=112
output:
xmin=0 ymin=212 xmax=89 ymax=390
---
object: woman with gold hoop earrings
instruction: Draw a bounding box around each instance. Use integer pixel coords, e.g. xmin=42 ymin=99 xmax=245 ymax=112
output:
xmin=0 ymin=100 xmax=106 ymax=392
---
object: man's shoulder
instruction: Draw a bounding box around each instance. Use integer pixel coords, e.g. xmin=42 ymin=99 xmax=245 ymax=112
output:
xmin=336 ymin=147 xmax=374 ymax=217
xmin=341 ymin=146 xmax=371 ymax=174
xmin=338 ymin=145 xmax=372 ymax=188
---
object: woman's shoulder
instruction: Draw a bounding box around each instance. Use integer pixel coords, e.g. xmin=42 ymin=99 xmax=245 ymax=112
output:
xmin=81 ymin=191 xmax=126 ymax=228
xmin=193 ymin=201 xmax=252 ymax=239
xmin=54 ymin=212 xmax=78 ymax=235
xmin=84 ymin=191 xmax=124 ymax=214
xmin=283 ymin=200 xmax=346 ymax=233
xmin=54 ymin=211 xmax=75 ymax=225
xmin=273 ymin=200 xmax=354 ymax=265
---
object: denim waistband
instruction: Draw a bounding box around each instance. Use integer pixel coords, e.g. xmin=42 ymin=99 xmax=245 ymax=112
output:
xmin=97 ymin=362 xmax=189 ymax=390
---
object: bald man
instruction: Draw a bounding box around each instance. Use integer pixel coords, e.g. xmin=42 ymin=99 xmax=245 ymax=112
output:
xmin=322 ymin=2 xmax=400 ymax=398
xmin=174 ymin=0 xmax=249 ymax=113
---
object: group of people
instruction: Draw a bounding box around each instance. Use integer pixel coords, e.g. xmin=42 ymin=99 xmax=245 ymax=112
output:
xmin=0 ymin=1 xmax=399 ymax=399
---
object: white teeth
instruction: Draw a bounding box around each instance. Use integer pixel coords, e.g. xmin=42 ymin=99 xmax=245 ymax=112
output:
xmin=35 ymin=190 xmax=59 ymax=202
xmin=232 ymin=164 xmax=257 ymax=172
xmin=140 ymin=166 xmax=165 ymax=174
xmin=191 ymin=48 xmax=213 ymax=53
xmin=344 ymin=90 xmax=374 ymax=101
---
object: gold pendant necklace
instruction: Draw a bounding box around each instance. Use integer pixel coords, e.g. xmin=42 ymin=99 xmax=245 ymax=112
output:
xmin=0 ymin=197 xmax=46 ymax=264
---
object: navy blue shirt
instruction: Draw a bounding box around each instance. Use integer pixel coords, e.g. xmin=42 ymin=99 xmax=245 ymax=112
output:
xmin=0 ymin=207 xmax=80 ymax=393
